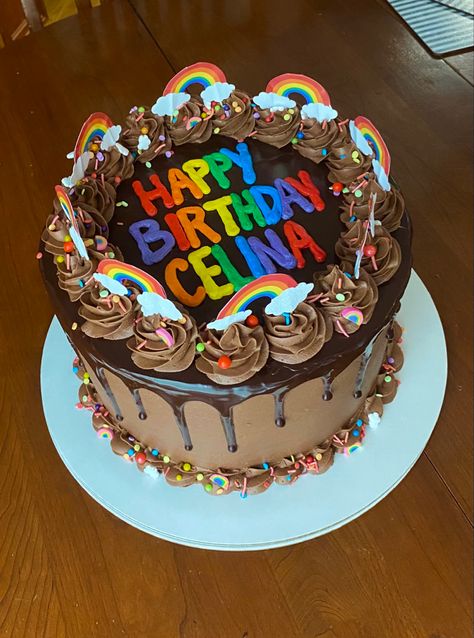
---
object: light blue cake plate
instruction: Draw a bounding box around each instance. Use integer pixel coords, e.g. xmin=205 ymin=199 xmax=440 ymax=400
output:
xmin=40 ymin=271 xmax=447 ymax=550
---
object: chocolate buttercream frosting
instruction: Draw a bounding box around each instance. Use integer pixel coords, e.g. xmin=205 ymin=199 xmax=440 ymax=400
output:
xmin=211 ymin=90 xmax=255 ymax=140
xmin=57 ymin=256 xmax=95 ymax=302
xmin=64 ymin=178 xmax=115 ymax=223
xmin=264 ymin=302 xmax=333 ymax=364
xmin=196 ymin=322 xmax=269 ymax=384
xmin=340 ymin=174 xmax=405 ymax=233
xmin=127 ymin=310 xmax=198 ymax=372
xmin=295 ymin=118 xmax=347 ymax=163
xmin=326 ymin=141 xmax=372 ymax=184
xmin=167 ymin=96 xmax=213 ymax=145
xmin=85 ymin=148 xmax=134 ymax=185
xmin=78 ymin=285 xmax=136 ymax=340
xmin=41 ymin=213 xmax=70 ymax=256
xmin=120 ymin=107 xmax=172 ymax=163
xmin=335 ymin=220 xmax=401 ymax=285
xmin=314 ymin=264 xmax=378 ymax=334
xmin=253 ymin=107 xmax=301 ymax=148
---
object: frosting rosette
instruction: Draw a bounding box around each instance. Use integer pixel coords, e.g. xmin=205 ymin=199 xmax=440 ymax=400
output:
xmin=340 ymin=175 xmax=404 ymax=233
xmin=85 ymin=148 xmax=134 ymax=185
xmin=78 ymin=285 xmax=136 ymax=340
xmin=295 ymin=118 xmax=347 ymax=163
xmin=120 ymin=107 xmax=172 ymax=163
xmin=166 ymin=96 xmax=213 ymax=145
xmin=127 ymin=310 xmax=198 ymax=372
xmin=326 ymin=141 xmax=372 ymax=184
xmin=253 ymin=107 xmax=301 ymax=148
xmin=195 ymin=323 xmax=269 ymax=384
xmin=335 ymin=220 xmax=401 ymax=285
xmin=57 ymin=256 xmax=95 ymax=302
xmin=314 ymin=264 xmax=378 ymax=334
xmin=210 ymin=90 xmax=255 ymax=141
xmin=69 ymin=178 xmax=116 ymax=223
xmin=41 ymin=213 xmax=70 ymax=256
xmin=264 ymin=302 xmax=333 ymax=364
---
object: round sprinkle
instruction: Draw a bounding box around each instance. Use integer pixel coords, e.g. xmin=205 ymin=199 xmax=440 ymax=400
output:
xmin=99 ymin=290 xmax=109 ymax=298
xmin=291 ymin=138 xmax=298 ymax=145
xmin=384 ymin=375 xmax=392 ymax=383
xmin=245 ymin=314 xmax=259 ymax=328
xmin=321 ymin=148 xmax=328 ymax=156
xmin=336 ymin=293 xmax=345 ymax=302
xmin=288 ymin=108 xmax=295 ymax=115
xmin=127 ymin=449 xmax=135 ymax=457
xmin=283 ymin=113 xmax=291 ymax=121
xmin=151 ymin=448 xmax=159 ymax=456
xmin=56 ymin=255 xmax=64 ymax=264
xmin=204 ymin=483 xmax=213 ymax=492
xmin=71 ymin=322 xmax=78 ymax=331
xmin=263 ymin=462 xmax=269 ymax=470
xmin=112 ymin=295 xmax=120 ymax=303
xmin=138 ymin=106 xmax=145 ymax=113
xmin=196 ymin=342 xmax=205 ymax=353
xmin=83 ymin=372 xmax=89 ymax=379
xmin=183 ymin=462 xmax=191 ymax=472
xmin=165 ymin=151 xmax=172 ymax=158
xmin=296 ymin=131 xmax=304 ymax=139
xmin=135 ymin=452 xmax=146 ymax=465
xmin=234 ymin=106 xmax=242 ymax=113
xmin=216 ymin=488 xmax=224 ymax=495
xmin=36 ymin=251 xmax=43 ymax=260
xmin=133 ymin=444 xmax=140 ymax=452
xmin=352 ymin=429 xmax=360 ymax=437
xmin=356 ymin=419 xmax=363 ymax=426
xmin=158 ymin=135 xmax=166 ymax=142
xmin=387 ymin=356 xmax=395 ymax=364
xmin=145 ymin=162 xmax=152 ymax=168
xmin=354 ymin=189 xmax=363 ymax=198
xmin=176 ymin=474 xmax=183 ymax=482
xmin=163 ymin=455 xmax=170 ymax=463
xmin=140 ymin=126 xmax=149 ymax=135
xmin=196 ymin=473 xmax=204 ymax=482
xmin=213 ymin=127 xmax=220 ymax=134
xmin=217 ymin=355 xmax=232 ymax=369
xmin=315 ymin=453 xmax=323 ymax=461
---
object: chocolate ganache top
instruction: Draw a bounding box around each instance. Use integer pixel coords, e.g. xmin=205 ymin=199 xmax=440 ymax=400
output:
xmin=40 ymin=70 xmax=412 ymax=404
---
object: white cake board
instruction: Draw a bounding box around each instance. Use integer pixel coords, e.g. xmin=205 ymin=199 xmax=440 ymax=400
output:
xmin=40 ymin=270 xmax=447 ymax=551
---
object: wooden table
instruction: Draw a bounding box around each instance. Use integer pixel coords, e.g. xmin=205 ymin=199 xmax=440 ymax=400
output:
xmin=0 ymin=1 xmax=472 ymax=635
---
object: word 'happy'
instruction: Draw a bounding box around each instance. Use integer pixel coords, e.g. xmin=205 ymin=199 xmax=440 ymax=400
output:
xmin=129 ymin=142 xmax=327 ymax=307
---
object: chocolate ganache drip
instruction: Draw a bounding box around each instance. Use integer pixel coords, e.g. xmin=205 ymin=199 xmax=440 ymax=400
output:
xmin=326 ymin=139 xmax=372 ymax=185
xmin=295 ymin=118 xmax=347 ymax=163
xmin=120 ymin=107 xmax=172 ymax=163
xmin=78 ymin=285 xmax=136 ymax=340
xmin=211 ymin=89 xmax=255 ymax=140
xmin=85 ymin=148 xmax=134 ymax=185
xmin=166 ymin=96 xmax=213 ymax=145
xmin=340 ymin=174 xmax=405 ymax=233
xmin=253 ymin=105 xmax=301 ymax=148
xmin=57 ymin=256 xmax=95 ymax=302
xmin=127 ymin=310 xmax=198 ymax=373
xmin=335 ymin=220 xmax=401 ymax=285
xmin=314 ymin=264 xmax=378 ymax=334
xmin=264 ymin=302 xmax=333 ymax=364
xmin=196 ymin=322 xmax=268 ymax=384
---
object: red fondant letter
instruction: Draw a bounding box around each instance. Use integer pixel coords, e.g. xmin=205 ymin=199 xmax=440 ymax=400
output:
xmin=283 ymin=220 xmax=327 ymax=268
xmin=132 ymin=174 xmax=175 ymax=217
xmin=164 ymin=213 xmax=191 ymax=251
xmin=284 ymin=170 xmax=325 ymax=212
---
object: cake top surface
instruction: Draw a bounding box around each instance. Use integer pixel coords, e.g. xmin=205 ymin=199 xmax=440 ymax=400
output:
xmin=40 ymin=63 xmax=411 ymax=390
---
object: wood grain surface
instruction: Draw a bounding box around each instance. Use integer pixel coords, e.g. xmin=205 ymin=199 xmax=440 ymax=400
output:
xmin=0 ymin=1 xmax=472 ymax=636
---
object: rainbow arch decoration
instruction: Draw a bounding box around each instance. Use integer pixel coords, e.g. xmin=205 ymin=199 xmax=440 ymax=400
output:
xmin=353 ymin=116 xmax=391 ymax=176
xmin=74 ymin=112 xmax=113 ymax=161
xmin=97 ymin=259 xmax=167 ymax=296
xmin=163 ymin=62 xmax=227 ymax=95
xmin=266 ymin=73 xmax=331 ymax=106
xmin=216 ymin=274 xmax=298 ymax=319
xmin=54 ymin=185 xmax=79 ymax=231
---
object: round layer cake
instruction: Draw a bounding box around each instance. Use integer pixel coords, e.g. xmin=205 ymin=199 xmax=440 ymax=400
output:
xmin=39 ymin=65 xmax=411 ymax=496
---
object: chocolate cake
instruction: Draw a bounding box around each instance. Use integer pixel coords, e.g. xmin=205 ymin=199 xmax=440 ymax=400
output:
xmin=39 ymin=64 xmax=411 ymax=497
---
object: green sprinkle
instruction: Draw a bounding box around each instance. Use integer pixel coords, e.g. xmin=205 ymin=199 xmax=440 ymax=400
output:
xmin=196 ymin=342 xmax=205 ymax=353
xmin=291 ymin=138 xmax=298 ymax=145
xmin=354 ymin=189 xmax=363 ymax=198
xmin=138 ymin=106 xmax=145 ymax=113
xmin=384 ymin=375 xmax=392 ymax=383
xmin=145 ymin=162 xmax=152 ymax=168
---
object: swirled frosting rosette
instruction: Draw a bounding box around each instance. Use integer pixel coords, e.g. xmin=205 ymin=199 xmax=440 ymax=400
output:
xmin=57 ymin=256 xmax=95 ymax=302
xmin=120 ymin=107 xmax=172 ymax=163
xmin=264 ymin=302 xmax=333 ymax=364
xmin=209 ymin=89 xmax=255 ymax=141
xmin=166 ymin=96 xmax=213 ymax=145
xmin=252 ymin=92 xmax=301 ymax=148
xmin=78 ymin=285 xmax=136 ymax=340
xmin=335 ymin=220 xmax=401 ymax=285
xmin=326 ymin=139 xmax=373 ymax=185
xmin=85 ymin=148 xmax=134 ymax=185
xmin=313 ymin=264 xmax=378 ymax=334
xmin=295 ymin=118 xmax=347 ymax=163
xmin=340 ymin=174 xmax=404 ymax=233
xmin=196 ymin=322 xmax=269 ymax=384
xmin=127 ymin=310 xmax=198 ymax=373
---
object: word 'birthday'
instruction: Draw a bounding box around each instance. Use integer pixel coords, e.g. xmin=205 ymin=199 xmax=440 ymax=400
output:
xmin=129 ymin=142 xmax=327 ymax=307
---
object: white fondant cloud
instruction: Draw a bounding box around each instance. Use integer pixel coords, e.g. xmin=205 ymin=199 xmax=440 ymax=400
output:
xmin=368 ymin=412 xmax=381 ymax=429
xmin=137 ymin=292 xmax=183 ymax=320
xmin=138 ymin=134 xmax=151 ymax=151
xmin=151 ymin=92 xmax=190 ymax=117
xmin=265 ymin=282 xmax=313 ymax=316
xmin=69 ymin=226 xmax=89 ymax=261
xmin=201 ymin=82 xmax=235 ymax=108
xmin=207 ymin=310 xmax=251 ymax=331
xmin=301 ymin=103 xmax=338 ymax=123
xmin=100 ymin=125 xmax=129 ymax=156
xmin=349 ymin=120 xmax=373 ymax=156
xmin=93 ymin=273 xmax=128 ymax=296
xmin=372 ymin=159 xmax=391 ymax=191
xmin=61 ymin=151 xmax=93 ymax=187
xmin=252 ymin=91 xmax=296 ymax=112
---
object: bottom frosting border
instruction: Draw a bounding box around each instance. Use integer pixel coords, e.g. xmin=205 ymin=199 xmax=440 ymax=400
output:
xmin=72 ymin=323 xmax=404 ymax=498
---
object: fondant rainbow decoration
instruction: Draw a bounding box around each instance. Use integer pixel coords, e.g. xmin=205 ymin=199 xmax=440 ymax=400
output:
xmin=163 ymin=62 xmax=227 ymax=95
xmin=353 ymin=116 xmax=391 ymax=176
xmin=216 ymin=274 xmax=298 ymax=319
xmin=97 ymin=259 xmax=167 ymax=296
xmin=54 ymin=185 xmax=79 ymax=231
xmin=341 ymin=306 xmax=364 ymax=326
xmin=210 ymin=474 xmax=230 ymax=490
xmin=74 ymin=112 xmax=113 ymax=161
xmin=345 ymin=442 xmax=362 ymax=455
xmin=266 ymin=73 xmax=331 ymax=106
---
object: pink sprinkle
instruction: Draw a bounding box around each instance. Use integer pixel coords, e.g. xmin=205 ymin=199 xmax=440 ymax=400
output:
xmin=337 ymin=277 xmax=342 ymax=289
xmin=153 ymin=143 xmax=166 ymax=156
xmin=241 ymin=477 xmax=248 ymax=498
xmin=118 ymin=299 xmax=127 ymax=313
xmin=247 ymin=130 xmax=257 ymax=137
xmin=332 ymin=434 xmax=344 ymax=445
xmin=101 ymin=173 xmax=105 ymax=187
xmin=322 ymin=119 xmax=327 ymax=130
xmin=349 ymin=201 xmax=355 ymax=215
xmin=336 ymin=319 xmax=350 ymax=338
xmin=94 ymin=158 xmax=99 ymax=171
xmin=36 ymin=252 xmax=43 ymax=260
xmin=136 ymin=339 xmax=148 ymax=350
xmin=135 ymin=112 xmax=144 ymax=122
